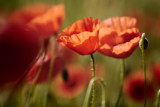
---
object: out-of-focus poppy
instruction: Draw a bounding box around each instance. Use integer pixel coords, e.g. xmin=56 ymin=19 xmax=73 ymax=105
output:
xmin=0 ymin=22 xmax=41 ymax=86
xmin=9 ymin=3 xmax=65 ymax=38
xmin=151 ymin=63 xmax=160 ymax=86
xmin=124 ymin=10 xmax=157 ymax=35
xmin=123 ymin=70 xmax=155 ymax=102
xmin=51 ymin=65 xmax=89 ymax=98
xmin=56 ymin=17 xmax=100 ymax=55
xmin=98 ymin=16 xmax=141 ymax=58
xmin=27 ymin=53 xmax=64 ymax=84
xmin=57 ymin=44 xmax=77 ymax=62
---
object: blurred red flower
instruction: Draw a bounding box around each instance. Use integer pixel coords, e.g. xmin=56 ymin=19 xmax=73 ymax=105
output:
xmin=0 ymin=22 xmax=41 ymax=86
xmin=98 ymin=16 xmax=141 ymax=58
xmin=51 ymin=65 xmax=89 ymax=98
xmin=56 ymin=17 xmax=100 ymax=55
xmin=123 ymin=70 xmax=155 ymax=102
xmin=124 ymin=9 xmax=158 ymax=35
xmin=9 ymin=3 xmax=65 ymax=38
xmin=27 ymin=53 xmax=64 ymax=84
xmin=151 ymin=63 xmax=160 ymax=86
xmin=56 ymin=44 xmax=77 ymax=62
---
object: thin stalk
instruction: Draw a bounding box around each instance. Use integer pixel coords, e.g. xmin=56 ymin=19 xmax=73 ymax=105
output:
xmin=100 ymin=78 xmax=106 ymax=107
xmin=42 ymin=88 xmax=48 ymax=107
xmin=48 ymin=57 xmax=55 ymax=82
xmin=43 ymin=35 xmax=61 ymax=107
xmin=83 ymin=77 xmax=106 ymax=107
xmin=40 ymin=57 xmax=55 ymax=107
xmin=141 ymin=34 xmax=147 ymax=107
xmin=25 ymin=51 xmax=46 ymax=107
xmin=155 ymin=89 xmax=160 ymax=107
xmin=90 ymin=53 xmax=96 ymax=107
xmin=115 ymin=59 xmax=125 ymax=107
xmin=32 ymin=52 xmax=46 ymax=84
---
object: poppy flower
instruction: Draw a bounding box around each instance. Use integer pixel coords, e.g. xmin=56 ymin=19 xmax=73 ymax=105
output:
xmin=56 ymin=17 xmax=100 ymax=55
xmin=26 ymin=53 xmax=64 ymax=84
xmin=151 ymin=63 xmax=160 ymax=86
xmin=0 ymin=22 xmax=41 ymax=86
xmin=51 ymin=65 xmax=89 ymax=98
xmin=9 ymin=3 xmax=65 ymax=38
xmin=123 ymin=70 xmax=155 ymax=102
xmin=98 ymin=16 xmax=141 ymax=58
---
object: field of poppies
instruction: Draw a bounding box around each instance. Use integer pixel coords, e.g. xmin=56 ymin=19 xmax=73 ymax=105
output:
xmin=1 ymin=0 xmax=160 ymax=107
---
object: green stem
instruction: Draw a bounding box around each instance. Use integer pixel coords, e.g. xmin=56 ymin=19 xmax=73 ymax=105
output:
xmin=90 ymin=54 xmax=96 ymax=107
xmin=42 ymin=88 xmax=48 ymax=107
xmin=100 ymin=78 xmax=106 ymax=107
xmin=32 ymin=52 xmax=46 ymax=85
xmin=83 ymin=77 xmax=106 ymax=107
xmin=48 ymin=57 xmax=55 ymax=82
xmin=26 ymin=52 xmax=46 ymax=107
xmin=141 ymin=34 xmax=147 ymax=107
xmin=115 ymin=59 xmax=125 ymax=107
xmin=90 ymin=54 xmax=95 ymax=77
xmin=155 ymin=89 xmax=160 ymax=107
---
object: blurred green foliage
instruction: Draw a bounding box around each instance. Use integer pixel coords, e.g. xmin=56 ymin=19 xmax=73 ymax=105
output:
xmin=1 ymin=0 xmax=160 ymax=107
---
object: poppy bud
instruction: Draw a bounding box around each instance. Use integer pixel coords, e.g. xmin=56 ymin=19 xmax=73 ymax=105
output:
xmin=139 ymin=33 xmax=148 ymax=50
xmin=62 ymin=68 xmax=68 ymax=82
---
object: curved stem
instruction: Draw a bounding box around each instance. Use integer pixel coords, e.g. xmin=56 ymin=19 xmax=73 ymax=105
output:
xmin=155 ymin=89 xmax=160 ymax=107
xmin=90 ymin=54 xmax=96 ymax=107
xmin=83 ymin=77 xmax=106 ymax=107
xmin=100 ymin=78 xmax=106 ymax=107
xmin=115 ymin=59 xmax=125 ymax=107
xmin=141 ymin=34 xmax=147 ymax=107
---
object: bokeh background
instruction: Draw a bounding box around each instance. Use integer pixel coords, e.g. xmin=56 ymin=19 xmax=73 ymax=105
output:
xmin=1 ymin=0 xmax=160 ymax=107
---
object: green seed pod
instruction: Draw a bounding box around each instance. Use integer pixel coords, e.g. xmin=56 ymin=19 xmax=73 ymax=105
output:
xmin=143 ymin=38 xmax=148 ymax=50
xmin=139 ymin=33 xmax=148 ymax=50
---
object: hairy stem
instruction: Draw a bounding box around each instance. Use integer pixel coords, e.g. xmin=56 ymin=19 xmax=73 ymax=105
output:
xmin=90 ymin=54 xmax=96 ymax=107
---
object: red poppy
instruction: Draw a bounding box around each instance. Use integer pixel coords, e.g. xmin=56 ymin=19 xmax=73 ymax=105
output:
xmin=151 ymin=63 xmax=160 ymax=86
xmin=0 ymin=22 xmax=41 ymax=86
xmin=123 ymin=70 xmax=155 ymax=102
xmin=51 ymin=65 xmax=89 ymax=98
xmin=56 ymin=17 xmax=100 ymax=55
xmin=9 ymin=3 xmax=65 ymax=38
xmin=27 ymin=53 xmax=64 ymax=84
xmin=98 ymin=16 xmax=141 ymax=58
